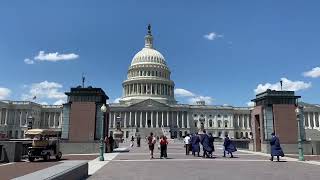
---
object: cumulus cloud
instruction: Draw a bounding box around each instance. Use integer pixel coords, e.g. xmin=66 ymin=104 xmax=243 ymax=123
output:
xmin=53 ymin=99 xmax=66 ymax=105
xmin=21 ymin=81 xmax=67 ymax=103
xmin=174 ymin=88 xmax=213 ymax=105
xmin=0 ymin=87 xmax=11 ymax=100
xmin=24 ymin=58 xmax=35 ymax=64
xmin=24 ymin=51 xmax=79 ymax=64
xmin=303 ymin=67 xmax=320 ymax=78
xmin=247 ymin=102 xmax=255 ymax=107
xmin=174 ymin=88 xmax=195 ymax=97
xmin=35 ymin=51 xmax=79 ymax=62
xmin=203 ymin=32 xmax=223 ymax=40
xmin=113 ymin=97 xmax=121 ymax=103
xmin=254 ymin=78 xmax=311 ymax=94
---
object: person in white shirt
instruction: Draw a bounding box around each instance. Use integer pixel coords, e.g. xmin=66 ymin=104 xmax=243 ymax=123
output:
xmin=184 ymin=134 xmax=191 ymax=155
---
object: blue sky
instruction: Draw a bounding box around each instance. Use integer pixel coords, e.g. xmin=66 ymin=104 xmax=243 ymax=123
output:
xmin=0 ymin=0 xmax=319 ymax=106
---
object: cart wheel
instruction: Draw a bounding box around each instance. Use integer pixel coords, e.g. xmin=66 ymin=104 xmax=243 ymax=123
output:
xmin=56 ymin=152 xmax=62 ymax=160
xmin=28 ymin=157 xmax=35 ymax=162
xmin=43 ymin=153 xmax=50 ymax=161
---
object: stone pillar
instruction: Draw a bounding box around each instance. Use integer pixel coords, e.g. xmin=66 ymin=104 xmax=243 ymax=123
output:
xmin=182 ymin=112 xmax=185 ymax=128
xmin=230 ymin=115 xmax=234 ymax=128
xmin=176 ymin=111 xmax=179 ymax=128
xmin=308 ymin=113 xmax=312 ymax=128
xmin=187 ymin=112 xmax=190 ymax=128
xmin=151 ymin=111 xmax=154 ymax=127
xmin=161 ymin=112 xmax=164 ymax=127
xmin=204 ymin=114 xmax=208 ymax=128
xmin=145 ymin=112 xmax=148 ymax=127
xmin=48 ymin=113 xmax=51 ymax=127
xmin=134 ymin=112 xmax=137 ymax=127
xmin=109 ymin=112 xmax=112 ymax=128
xmin=238 ymin=115 xmax=240 ymax=128
xmin=140 ymin=112 xmax=143 ymax=128
xmin=167 ymin=112 xmax=169 ymax=127
xmin=113 ymin=112 xmax=116 ymax=128
xmin=129 ymin=112 xmax=132 ymax=127
xmin=124 ymin=112 xmax=127 ymax=128
xmin=156 ymin=111 xmax=159 ymax=128
xmin=313 ymin=112 xmax=316 ymax=129
xmin=53 ymin=113 xmax=56 ymax=128
xmin=151 ymin=84 xmax=153 ymax=95
xmin=19 ymin=111 xmax=22 ymax=127
xmin=242 ymin=115 xmax=245 ymax=129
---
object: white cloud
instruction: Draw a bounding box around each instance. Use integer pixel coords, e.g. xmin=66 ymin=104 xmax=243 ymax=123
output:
xmin=175 ymin=88 xmax=213 ymax=105
xmin=21 ymin=81 xmax=67 ymax=103
xmin=113 ymin=98 xmax=121 ymax=103
xmin=0 ymin=87 xmax=11 ymax=100
xmin=303 ymin=67 xmax=320 ymax=78
xmin=35 ymin=51 xmax=79 ymax=62
xmin=254 ymin=77 xmax=311 ymax=94
xmin=203 ymin=32 xmax=223 ymax=40
xmin=174 ymin=88 xmax=195 ymax=97
xmin=24 ymin=58 xmax=34 ymax=64
xmin=189 ymin=96 xmax=213 ymax=105
xmin=24 ymin=51 xmax=79 ymax=64
xmin=247 ymin=102 xmax=255 ymax=107
xmin=53 ymin=99 xmax=65 ymax=105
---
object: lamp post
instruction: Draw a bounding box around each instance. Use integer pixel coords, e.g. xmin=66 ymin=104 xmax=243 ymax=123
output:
xmin=100 ymin=104 xmax=107 ymax=161
xmin=295 ymin=106 xmax=305 ymax=161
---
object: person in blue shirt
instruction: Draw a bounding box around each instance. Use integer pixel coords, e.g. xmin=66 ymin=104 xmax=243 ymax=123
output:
xmin=270 ymin=132 xmax=284 ymax=162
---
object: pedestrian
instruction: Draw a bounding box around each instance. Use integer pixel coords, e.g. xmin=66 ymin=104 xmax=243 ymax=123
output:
xmin=130 ymin=136 xmax=134 ymax=147
xmin=270 ymin=132 xmax=284 ymax=162
xmin=184 ymin=134 xmax=191 ymax=155
xmin=108 ymin=135 xmax=114 ymax=153
xmin=223 ymin=134 xmax=237 ymax=158
xmin=191 ymin=133 xmax=200 ymax=157
xmin=208 ymin=133 xmax=215 ymax=157
xmin=147 ymin=132 xmax=156 ymax=159
xmin=160 ymin=135 xmax=168 ymax=159
xmin=200 ymin=130 xmax=212 ymax=158
xmin=136 ymin=134 xmax=141 ymax=147
xmin=104 ymin=135 xmax=109 ymax=153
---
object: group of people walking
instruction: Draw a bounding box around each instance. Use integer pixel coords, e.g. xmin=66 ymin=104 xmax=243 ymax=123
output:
xmin=185 ymin=130 xmax=237 ymax=158
xmin=127 ymin=131 xmax=285 ymax=162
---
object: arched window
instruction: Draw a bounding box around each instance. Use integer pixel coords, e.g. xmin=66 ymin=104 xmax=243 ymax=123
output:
xmin=316 ymin=113 xmax=319 ymax=127
xmin=240 ymin=132 xmax=244 ymax=138
xmin=218 ymin=131 xmax=222 ymax=137
xmin=184 ymin=131 xmax=188 ymax=136
xmin=143 ymin=71 xmax=146 ymax=76
xmin=156 ymin=71 xmax=158 ymax=76
xmin=209 ymin=120 xmax=213 ymax=127
xmin=174 ymin=131 xmax=177 ymax=138
xmin=235 ymin=132 xmax=239 ymax=139
xmin=224 ymin=120 xmax=228 ymax=128
xmin=218 ymin=120 xmax=222 ymax=128
xmin=148 ymin=71 xmax=150 ymax=76
xmin=152 ymin=71 xmax=154 ymax=76
xmin=179 ymin=131 xmax=182 ymax=137
xmin=245 ymin=132 xmax=249 ymax=138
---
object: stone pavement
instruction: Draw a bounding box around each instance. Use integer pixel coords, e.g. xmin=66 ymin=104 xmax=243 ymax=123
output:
xmin=88 ymin=142 xmax=320 ymax=180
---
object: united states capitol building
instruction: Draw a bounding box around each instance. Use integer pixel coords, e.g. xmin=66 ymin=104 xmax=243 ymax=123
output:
xmin=108 ymin=26 xmax=253 ymax=139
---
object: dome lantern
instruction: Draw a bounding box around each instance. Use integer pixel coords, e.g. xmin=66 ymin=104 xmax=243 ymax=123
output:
xmin=144 ymin=24 xmax=153 ymax=49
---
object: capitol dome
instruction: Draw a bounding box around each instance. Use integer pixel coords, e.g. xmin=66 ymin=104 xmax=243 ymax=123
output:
xmin=120 ymin=25 xmax=176 ymax=105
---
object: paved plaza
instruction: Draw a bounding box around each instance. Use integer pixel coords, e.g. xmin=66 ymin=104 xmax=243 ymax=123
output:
xmin=88 ymin=142 xmax=320 ymax=180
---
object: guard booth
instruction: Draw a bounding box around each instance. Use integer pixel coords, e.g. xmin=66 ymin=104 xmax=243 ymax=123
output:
xmin=250 ymin=89 xmax=303 ymax=153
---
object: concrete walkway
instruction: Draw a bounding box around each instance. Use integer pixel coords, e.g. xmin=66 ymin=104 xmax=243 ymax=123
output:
xmin=88 ymin=142 xmax=320 ymax=180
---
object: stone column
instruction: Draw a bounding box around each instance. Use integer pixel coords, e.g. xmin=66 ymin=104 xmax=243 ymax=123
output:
xmin=230 ymin=115 xmax=234 ymax=128
xmin=318 ymin=113 xmax=320 ymax=128
xmin=308 ymin=113 xmax=312 ymax=128
xmin=124 ymin=112 xmax=127 ymax=128
xmin=161 ymin=112 xmax=164 ymax=127
xmin=156 ymin=111 xmax=159 ymax=128
xmin=109 ymin=112 xmax=112 ymax=128
xmin=53 ymin=113 xmax=56 ymax=128
xmin=187 ymin=113 xmax=190 ymax=128
xmin=134 ymin=112 xmax=137 ymax=127
xmin=182 ymin=112 xmax=185 ymax=128
xmin=238 ymin=115 xmax=240 ymax=128
xmin=242 ymin=115 xmax=245 ymax=129
xmin=176 ymin=111 xmax=179 ymax=127
xmin=145 ymin=112 xmax=148 ymax=127
xmin=151 ymin=84 xmax=153 ymax=95
xmin=48 ymin=113 xmax=51 ymax=127
xmin=204 ymin=114 xmax=208 ymax=128
xmin=167 ymin=112 xmax=169 ymax=127
xmin=19 ymin=111 xmax=22 ymax=127
xmin=151 ymin=111 xmax=154 ymax=127
xmin=113 ymin=112 xmax=116 ymax=128
xmin=313 ymin=112 xmax=316 ymax=129
xmin=129 ymin=112 xmax=132 ymax=127
xmin=140 ymin=112 xmax=143 ymax=128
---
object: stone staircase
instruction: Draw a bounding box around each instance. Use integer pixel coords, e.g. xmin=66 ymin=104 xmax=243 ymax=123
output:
xmin=137 ymin=128 xmax=163 ymax=138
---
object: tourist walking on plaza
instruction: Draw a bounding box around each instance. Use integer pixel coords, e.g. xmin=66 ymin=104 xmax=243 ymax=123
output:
xmin=184 ymin=134 xmax=191 ymax=155
xmin=191 ymin=133 xmax=200 ymax=157
xmin=108 ymin=135 xmax=114 ymax=153
xmin=270 ymin=132 xmax=284 ymax=162
xmin=130 ymin=136 xmax=135 ymax=147
xmin=208 ymin=133 xmax=215 ymax=157
xmin=160 ymin=135 xmax=168 ymax=159
xmin=200 ymin=131 xmax=212 ymax=158
xmin=223 ymin=134 xmax=237 ymax=158
xmin=147 ymin=132 xmax=156 ymax=159
xmin=136 ymin=134 xmax=141 ymax=147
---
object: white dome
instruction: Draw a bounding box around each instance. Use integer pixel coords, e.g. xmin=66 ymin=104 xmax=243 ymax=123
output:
xmin=131 ymin=48 xmax=167 ymax=66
